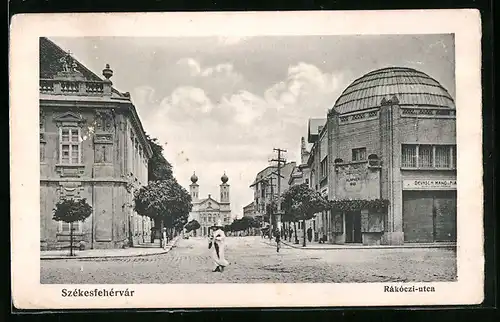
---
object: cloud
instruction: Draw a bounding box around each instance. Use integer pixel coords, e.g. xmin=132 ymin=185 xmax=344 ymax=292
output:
xmin=176 ymin=58 xmax=202 ymax=76
xmin=217 ymin=36 xmax=249 ymax=46
xmin=131 ymin=85 xmax=156 ymax=106
xmin=134 ymin=60 xmax=345 ymax=218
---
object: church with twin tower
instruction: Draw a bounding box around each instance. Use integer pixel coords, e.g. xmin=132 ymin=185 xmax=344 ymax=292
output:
xmin=188 ymin=172 xmax=232 ymax=237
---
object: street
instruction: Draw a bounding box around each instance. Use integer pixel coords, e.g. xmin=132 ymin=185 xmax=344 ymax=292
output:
xmin=41 ymin=236 xmax=457 ymax=284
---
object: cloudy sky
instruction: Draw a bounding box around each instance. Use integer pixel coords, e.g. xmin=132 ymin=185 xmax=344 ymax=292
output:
xmin=51 ymin=34 xmax=455 ymax=218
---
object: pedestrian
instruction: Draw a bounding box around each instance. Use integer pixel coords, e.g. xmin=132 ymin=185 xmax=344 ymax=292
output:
xmin=162 ymin=227 xmax=168 ymax=250
xmin=307 ymin=227 xmax=313 ymax=243
xmin=275 ymin=228 xmax=281 ymax=253
xmin=209 ymin=220 xmax=229 ymax=272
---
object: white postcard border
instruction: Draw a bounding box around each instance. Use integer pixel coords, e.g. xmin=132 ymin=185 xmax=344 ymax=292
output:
xmin=10 ymin=9 xmax=483 ymax=309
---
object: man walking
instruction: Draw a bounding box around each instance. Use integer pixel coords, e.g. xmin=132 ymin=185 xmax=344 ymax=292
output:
xmin=307 ymin=227 xmax=313 ymax=243
xmin=162 ymin=227 xmax=168 ymax=250
xmin=275 ymin=228 xmax=281 ymax=253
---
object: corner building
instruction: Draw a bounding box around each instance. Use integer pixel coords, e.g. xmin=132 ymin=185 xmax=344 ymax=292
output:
xmin=39 ymin=38 xmax=153 ymax=250
xmin=326 ymin=67 xmax=456 ymax=245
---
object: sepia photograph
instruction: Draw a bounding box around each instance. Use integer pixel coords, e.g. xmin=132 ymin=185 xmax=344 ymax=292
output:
xmin=38 ymin=34 xmax=458 ymax=284
xmin=10 ymin=10 xmax=483 ymax=309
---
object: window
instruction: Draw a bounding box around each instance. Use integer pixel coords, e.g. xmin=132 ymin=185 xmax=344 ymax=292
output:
xmin=402 ymin=144 xmax=455 ymax=169
xmin=452 ymin=146 xmax=457 ymax=168
xmin=320 ymin=157 xmax=328 ymax=178
xmin=59 ymin=221 xmax=82 ymax=233
xmin=402 ymin=145 xmax=417 ymax=167
xmin=419 ymin=145 xmax=433 ymax=168
xmin=60 ymin=128 xmax=81 ymax=164
xmin=435 ymin=145 xmax=451 ymax=168
xmin=40 ymin=143 xmax=45 ymax=162
xmin=352 ymin=148 xmax=366 ymax=161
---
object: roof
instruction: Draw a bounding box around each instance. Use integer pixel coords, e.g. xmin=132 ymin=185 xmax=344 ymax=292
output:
xmin=333 ymin=67 xmax=455 ymax=114
xmin=39 ymin=37 xmax=153 ymax=158
xmin=40 ymin=37 xmax=123 ymax=99
xmin=249 ymin=162 xmax=296 ymax=187
xmin=307 ymin=118 xmax=327 ymax=143
xmin=243 ymin=201 xmax=255 ymax=210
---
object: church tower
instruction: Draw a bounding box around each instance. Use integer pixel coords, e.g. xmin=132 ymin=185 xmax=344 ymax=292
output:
xmin=189 ymin=172 xmax=199 ymax=202
xmin=220 ymin=172 xmax=230 ymax=203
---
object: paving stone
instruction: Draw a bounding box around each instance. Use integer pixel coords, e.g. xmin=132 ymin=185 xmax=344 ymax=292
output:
xmin=40 ymin=236 xmax=457 ymax=284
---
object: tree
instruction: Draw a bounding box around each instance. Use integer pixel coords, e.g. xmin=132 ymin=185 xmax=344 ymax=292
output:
xmin=281 ymin=183 xmax=328 ymax=247
xmin=185 ymin=219 xmax=201 ymax=234
xmin=52 ymin=198 xmax=92 ymax=256
xmin=146 ymin=135 xmax=173 ymax=181
xmin=134 ymin=178 xmax=192 ymax=244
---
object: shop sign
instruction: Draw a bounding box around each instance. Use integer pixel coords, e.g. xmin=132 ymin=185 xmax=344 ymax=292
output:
xmin=403 ymin=179 xmax=457 ymax=190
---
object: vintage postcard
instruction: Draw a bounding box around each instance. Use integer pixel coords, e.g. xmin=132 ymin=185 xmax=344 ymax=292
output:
xmin=10 ymin=10 xmax=483 ymax=309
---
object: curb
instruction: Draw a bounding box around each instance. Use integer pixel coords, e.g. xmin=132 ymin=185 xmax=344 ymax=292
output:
xmin=40 ymin=236 xmax=181 ymax=260
xmin=263 ymin=239 xmax=456 ymax=250
xmin=280 ymin=240 xmax=457 ymax=250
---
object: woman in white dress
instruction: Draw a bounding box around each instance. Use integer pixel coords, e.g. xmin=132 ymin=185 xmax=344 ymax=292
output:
xmin=209 ymin=220 xmax=229 ymax=272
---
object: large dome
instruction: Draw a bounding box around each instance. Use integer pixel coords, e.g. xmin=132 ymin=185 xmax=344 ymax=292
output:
xmin=333 ymin=67 xmax=455 ymax=114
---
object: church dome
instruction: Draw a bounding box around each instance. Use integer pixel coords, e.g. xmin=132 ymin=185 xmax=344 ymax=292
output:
xmin=221 ymin=172 xmax=229 ymax=183
xmin=190 ymin=172 xmax=198 ymax=183
xmin=333 ymin=67 xmax=455 ymax=114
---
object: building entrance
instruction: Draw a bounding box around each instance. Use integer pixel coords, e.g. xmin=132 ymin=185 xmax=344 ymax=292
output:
xmin=403 ymin=190 xmax=457 ymax=243
xmin=345 ymin=211 xmax=362 ymax=243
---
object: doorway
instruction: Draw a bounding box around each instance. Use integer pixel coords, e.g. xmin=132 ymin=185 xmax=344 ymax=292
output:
xmin=403 ymin=190 xmax=457 ymax=243
xmin=345 ymin=211 xmax=362 ymax=243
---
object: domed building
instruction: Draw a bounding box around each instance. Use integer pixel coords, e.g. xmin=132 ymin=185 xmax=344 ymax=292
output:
xmin=305 ymin=67 xmax=456 ymax=245
xmin=187 ymin=172 xmax=232 ymax=236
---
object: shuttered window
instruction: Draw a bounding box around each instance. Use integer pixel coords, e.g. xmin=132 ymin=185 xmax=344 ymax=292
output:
xmin=402 ymin=144 xmax=455 ymax=169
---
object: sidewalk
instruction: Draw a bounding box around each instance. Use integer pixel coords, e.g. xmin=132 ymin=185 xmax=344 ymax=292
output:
xmin=40 ymin=236 xmax=180 ymax=260
xmin=262 ymin=238 xmax=456 ymax=250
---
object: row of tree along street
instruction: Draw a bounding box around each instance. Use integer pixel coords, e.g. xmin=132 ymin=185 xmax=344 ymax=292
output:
xmin=52 ymin=135 xmax=194 ymax=254
xmin=267 ymin=183 xmax=389 ymax=247
xmin=183 ymin=216 xmax=262 ymax=238
xmin=133 ymin=136 xmax=192 ymax=245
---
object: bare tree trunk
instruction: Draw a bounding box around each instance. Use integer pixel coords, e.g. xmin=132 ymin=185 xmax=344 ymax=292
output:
xmin=302 ymin=219 xmax=307 ymax=247
xmin=293 ymin=222 xmax=298 ymax=244
xmin=69 ymin=222 xmax=74 ymax=256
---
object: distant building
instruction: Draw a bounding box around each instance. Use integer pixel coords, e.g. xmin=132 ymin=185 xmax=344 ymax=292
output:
xmin=288 ymin=133 xmax=325 ymax=240
xmin=39 ymin=37 xmax=153 ymax=250
xmin=249 ymin=162 xmax=296 ymax=227
xmin=303 ymin=67 xmax=456 ymax=245
xmin=243 ymin=201 xmax=256 ymax=218
xmin=188 ymin=172 xmax=232 ymax=236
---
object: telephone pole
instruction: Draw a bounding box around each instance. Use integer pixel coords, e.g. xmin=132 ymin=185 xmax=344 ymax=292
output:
xmin=266 ymin=176 xmax=275 ymax=239
xmin=270 ymin=148 xmax=287 ymax=229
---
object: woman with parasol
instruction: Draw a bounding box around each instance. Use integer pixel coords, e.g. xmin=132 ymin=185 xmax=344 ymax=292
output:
xmin=208 ymin=220 xmax=229 ymax=272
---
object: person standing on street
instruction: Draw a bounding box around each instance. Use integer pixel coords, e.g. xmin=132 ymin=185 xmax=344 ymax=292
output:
xmin=210 ymin=220 xmax=229 ymax=272
xmin=307 ymin=227 xmax=313 ymax=243
xmin=275 ymin=228 xmax=281 ymax=253
xmin=162 ymin=227 xmax=168 ymax=250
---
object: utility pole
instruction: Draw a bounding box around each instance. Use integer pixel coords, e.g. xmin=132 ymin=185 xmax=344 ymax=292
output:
xmin=266 ymin=176 xmax=276 ymax=240
xmin=270 ymin=148 xmax=287 ymax=230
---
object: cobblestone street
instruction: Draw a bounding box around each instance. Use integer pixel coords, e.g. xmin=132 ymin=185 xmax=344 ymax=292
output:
xmin=41 ymin=236 xmax=457 ymax=284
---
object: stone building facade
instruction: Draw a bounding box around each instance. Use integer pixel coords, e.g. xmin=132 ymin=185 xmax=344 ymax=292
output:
xmin=243 ymin=201 xmax=256 ymax=219
xmin=39 ymin=37 xmax=153 ymax=250
xmin=250 ymin=162 xmax=296 ymax=229
xmin=187 ymin=172 xmax=232 ymax=236
xmin=304 ymin=67 xmax=456 ymax=245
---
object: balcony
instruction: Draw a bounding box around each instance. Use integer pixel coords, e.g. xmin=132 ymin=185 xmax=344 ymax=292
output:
xmin=39 ymin=78 xmax=112 ymax=96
